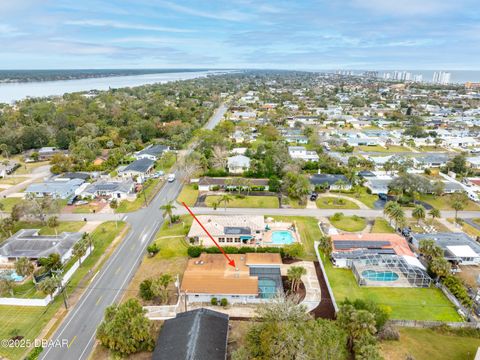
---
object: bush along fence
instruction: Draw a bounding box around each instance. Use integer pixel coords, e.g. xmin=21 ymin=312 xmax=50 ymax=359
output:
xmin=314 ymin=240 xmax=339 ymax=314
xmin=0 ymin=246 xmax=94 ymax=307
xmin=187 ymin=245 xmax=283 ymax=258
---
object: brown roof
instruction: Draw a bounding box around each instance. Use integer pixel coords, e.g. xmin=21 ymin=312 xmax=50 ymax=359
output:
xmin=181 ymin=253 xmax=280 ymax=295
xmin=245 ymin=253 xmax=282 ymax=266
xmin=331 ymin=233 xmax=413 ymax=256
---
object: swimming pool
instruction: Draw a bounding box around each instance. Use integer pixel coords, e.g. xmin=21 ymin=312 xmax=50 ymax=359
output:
xmin=258 ymin=278 xmax=278 ymax=299
xmin=0 ymin=270 xmax=24 ymax=282
xmin=361 ymin=270 xmax=399 ymax=282
xmin=271 ymin=230 xmax=294 ymax=245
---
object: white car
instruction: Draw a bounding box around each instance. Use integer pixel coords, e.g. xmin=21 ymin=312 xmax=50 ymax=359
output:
xmin=167 ymin=173 xmax=176 ymax=182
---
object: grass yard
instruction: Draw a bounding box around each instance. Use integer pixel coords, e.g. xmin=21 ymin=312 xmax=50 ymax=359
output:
xmin=380 ymin=328 xmax=480 ymax=360
xmin=206 ymin=195 xmax=279 ymax=208
xmin=321 ymin=252 xmax=461 ymax=321
xmin=176 ymin=185 xmax=199 ymax=207
xmin=408 ymin=219 xmax=451 ymax=234
xmin=155 ymin=152 xmax=176 ymax=172
xmin=329 ymin=214 xmax=367 ymax=232
xmin=0 ymin=176 xmax=28 ymax=185
xmin=13 ymin=161 xmax=50 ymax=175
xmin=333 ymin=188 xmax=378 ymax=209
xmin=123 ymin=216 xmax=192 ymax=304
xmin=371 ymin=218 xmax=395 ymax=233
xmin=0 ymin=221 xmax=126 ymax=360
xmin=271 ymin=216 xmax=321 ymax=260
xmin=282 ymin=197 xmax=306 ymax=209
xmin=0 ymin=197 xmax=23 ymax=212
xmin=116 ymin=179 xmax=163 ymax=213
xmin=316 ymin=196 xmax=360 ymax=209
xmin=355 ymin=145 xmax=410 ymax=153
xmin=419 ymin=194 xmax=480 ymax=211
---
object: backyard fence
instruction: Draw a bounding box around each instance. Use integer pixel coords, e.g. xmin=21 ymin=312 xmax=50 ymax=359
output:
xmin=0 ymin=246 xmax=94 ymax=307
xmin=314 ymin=239 xmax=339 ymax=313
xmin=388 ymin=319 xmax=480 ymax=328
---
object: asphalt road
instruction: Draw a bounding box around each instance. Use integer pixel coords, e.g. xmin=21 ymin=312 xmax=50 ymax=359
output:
xmin=40 ymin=176 xmax=185 ymax=360
xmin=39 ymin=103 xmax=229 ymax=360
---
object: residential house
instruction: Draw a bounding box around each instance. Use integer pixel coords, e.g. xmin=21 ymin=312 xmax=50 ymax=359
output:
xmin=187 ymin=215 xmax=265 ymax=246
xmin=152 ymin=308 xmax=229 ymax=360
xmin=411 ymin=232 xmax=480 ymax=265
xmin=412 ymin=153 xmax=450 ymax=169
xmin=118 ymin=158 xmax=155 ymax=183
xmin=80 ymin=179 xmax=135 ymax=200
xmin=363 ymin=174 xmax=394 ymax=194
xmin=288 ymin=146 xmax=319 ymax=162
xmin=0 ymin=229 xmax=83 ymax=263
xmin=134 ymin=144 xmax=169 ymax=161
xmin=36 ymin=147 xmax=67 ymax=161
xmin=310 ymin=174 xmax=351 ymax=190
xmin=227 ymin=155 xmax=251 ymax=174
xmin=196 ymin=177 xmax=269 ymax=192
xmin=181 ymin=253 xmax=283 ymax=303
xmin=25 ymin=178 xmax=84 ymax=199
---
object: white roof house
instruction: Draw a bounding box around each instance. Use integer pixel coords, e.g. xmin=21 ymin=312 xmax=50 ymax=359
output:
xmin=288 ymin=146 xmax=319 ymax=162
xmin=227 ymin=155 xmax=251 ymax=174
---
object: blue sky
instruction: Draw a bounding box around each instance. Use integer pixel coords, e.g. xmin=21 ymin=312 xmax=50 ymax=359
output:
xmin=0 ymin=0 xmax=479 ymax=70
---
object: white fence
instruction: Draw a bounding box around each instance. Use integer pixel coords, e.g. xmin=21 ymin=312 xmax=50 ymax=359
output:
xmin=0 ymin=246 xmax=93 ymax=307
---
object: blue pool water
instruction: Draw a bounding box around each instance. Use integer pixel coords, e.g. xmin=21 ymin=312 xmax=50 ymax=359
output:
xmin=0 ymin=270 xmax=24 ymax=282
xmin=362 ymin=270 xmax=399 ymax=282
xmin=271 ymin=230 xmax=294 ymax=245
xmin=258 ymin=278 xmax=278 ymax=299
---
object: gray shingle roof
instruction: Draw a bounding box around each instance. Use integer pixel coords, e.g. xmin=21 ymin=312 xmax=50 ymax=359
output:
xmin=122 ymin=158 xmax=155 ymax=173
xmin=136 ymin=144 xmax=168 ymax=157
xmin=152 ymin=308 xmax=229 ymax=360
xmin=0 ymin=229 xmax=83 ymax=259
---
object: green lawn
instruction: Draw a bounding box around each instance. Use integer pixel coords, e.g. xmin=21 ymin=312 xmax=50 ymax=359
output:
xmin=116 ymin=179 xmax=163 ymax=213
xmin=0 ymin=176 xmax=28 ymax=185
xmin=321 ymin=253 xmax=461 ymax=321
xmin=0 ymin=197 xmax=23 ymax=212
xmin=282 ymin=197 xmax=306 ymax=209
xmin=371 ymin=218 xmax=395 ymax=233
xmin=13 ymin=161 xmax=50 ymax=175
xmin=419 ymin=194 xmax=480 ymax=211
xmin=380 ymin=328 xmax=480 ymax=360
xmin=176 ymin=185 xmax=198 ymax=207
xmin=155 ymin=152 xmax=176 ymax=172
xmin=0 ymin=221 xmax=126 ymax=360
xmin=316 ymin=196 xmax=360 ymax=209
xmin=355 ymin=145 xmax=410 ymax=153
xmin=329 ymin=214 xmax=367 ymax=232
xmin=271 ymin=216 xmax=321 ymax=260
xmin=151 ymin=216 xmax=193 ymax=259
xmin=333 ymin=188 xmax=378 ymax=209
xmin=206 ymin=195 xmax=279 ymax=208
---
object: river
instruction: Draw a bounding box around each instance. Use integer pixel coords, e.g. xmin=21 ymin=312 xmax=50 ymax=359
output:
xmin=0 ymin=70 xmax=224 ymax=104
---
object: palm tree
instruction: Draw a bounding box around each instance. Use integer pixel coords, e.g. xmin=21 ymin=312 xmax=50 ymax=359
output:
xmin=47 ymin=216 xmax=59 ymax=236
xmin=318 ymin=235 xmax=332 ymax=257
xmin=73 ymin=238 xmax=88 ymax=265
xmin=160 ymin=201 xmax=177 ymax=226
xmin=14 ymin=257 xmax=34 ymax=278
xmin=218 ymin=194 xmax=232 ymax=211
xmin=428 ymin=208 xmax=441 ymax=225
xmin=451 ymin=192 xmax=468 ymax=223
xmin=109 ymin=199 xmax=119 ymax=228
xmin=384 ymin=201 xmax=404 ymax=228
xmin=287 ymin=266 xmax=306 ymax=292
xmin=412 ymin=204 xmax=426 ymax=225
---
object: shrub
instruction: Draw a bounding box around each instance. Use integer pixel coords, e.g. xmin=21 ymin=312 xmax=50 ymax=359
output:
xmin=366 ymin=188 xmax=372 ymax=194
xmin=187 ymin=246 xmax=204 ymax=258
xmin=192 ymin=184 xmax=199 ymax=190
xmin=220 ymin=298 xmax=228 ymax=306
xmin=139 ymin=279 xmax=154 ymax=301
xmin=442 ymin=275 xmax=472 ymax=307
xmin=331 ymin=212 xmax=344 ymax=221
xmin=170 ymin=214 xmax=180 ymax=224
xmin=146 ymin=243 xmax=160 ymax=256
xmin=211 ymin=297 xmax=218 ymax=305
xmin=377 ymin=325 xmax=400 ymax=341
xmin=283 ymin=243 xmax=304 ymax=259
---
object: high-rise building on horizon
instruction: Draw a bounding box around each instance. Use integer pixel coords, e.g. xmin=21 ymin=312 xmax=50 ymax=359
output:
xmin=433 ymin=71 xmax=451 ymax=84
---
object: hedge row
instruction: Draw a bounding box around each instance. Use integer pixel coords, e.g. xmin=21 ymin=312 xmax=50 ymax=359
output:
xmin=187 ymin=245 xmax=283 ymax=258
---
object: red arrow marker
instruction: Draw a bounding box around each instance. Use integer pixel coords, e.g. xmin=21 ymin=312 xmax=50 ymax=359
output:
xmin=182 ymin=202 xmax=236 ymax=268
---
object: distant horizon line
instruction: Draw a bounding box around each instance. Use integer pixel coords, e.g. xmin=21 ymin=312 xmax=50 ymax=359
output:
xmin=1 ymin=67 xmax=480 ymax=72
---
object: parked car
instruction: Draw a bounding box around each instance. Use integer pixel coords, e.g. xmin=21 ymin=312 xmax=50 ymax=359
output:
xmin=310 ymin=192 xmax=318 ymax=201
xmin=167 ymin=173 xmax=176 ymax=182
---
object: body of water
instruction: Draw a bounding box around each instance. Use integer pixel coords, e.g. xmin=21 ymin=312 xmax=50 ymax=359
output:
xmin=0 ymin=70 xmax=224 ymax=104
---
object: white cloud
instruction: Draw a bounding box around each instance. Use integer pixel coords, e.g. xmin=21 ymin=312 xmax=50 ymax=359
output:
xmin=155 ymin=1 xmax=252 ymax=22
xmin=0 ymin=24 xmax=27 ymax=37
xmin=350 ymin=0 xmax=457 ymax=16
xmin=64 ymin=19 xmax=194 ymax=33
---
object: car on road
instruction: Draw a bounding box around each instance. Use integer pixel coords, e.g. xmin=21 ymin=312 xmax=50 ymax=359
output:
xmin=167 ymin=173 xmax=176 ymax=182
xmin=310 ymin=192 xmax=318 ymax=201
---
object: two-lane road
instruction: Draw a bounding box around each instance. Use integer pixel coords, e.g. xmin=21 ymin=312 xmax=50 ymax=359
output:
xmin=40 ymin=176 xmax=185 ymax=360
